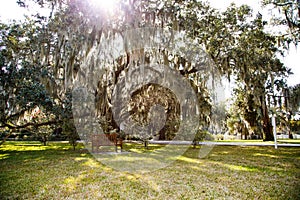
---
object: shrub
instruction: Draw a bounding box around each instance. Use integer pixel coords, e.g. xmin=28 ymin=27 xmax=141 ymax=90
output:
xmin=205 ymin=132 xmax=215 ymax=141
xmin=215 ymin=134 xmax=224 ymax=140
xmin=229 ymin=135 xmax=236 ymax=140
xmin=62 ymin=120 xmax=79 ymax=150
xmin=192 ymin=130 xmax=214 ymax=147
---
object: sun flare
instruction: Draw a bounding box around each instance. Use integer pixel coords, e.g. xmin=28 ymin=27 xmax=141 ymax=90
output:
xmin=90 ymin=0 xmax=118 ymax=12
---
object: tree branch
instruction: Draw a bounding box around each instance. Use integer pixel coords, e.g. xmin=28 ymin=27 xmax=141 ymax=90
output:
xmin=5 ymin=109 xmax=28 ymax=121
xmin=1 ymin=119 xmax=62 ymax=130
xmin=284 ymin=10 xmax=299 ymax=29
xmin=272 ymin=1 xmax=293 ymax=7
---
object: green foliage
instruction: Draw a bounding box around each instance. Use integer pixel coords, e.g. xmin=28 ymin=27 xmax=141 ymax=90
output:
xmin=218 ymin=4 xmax=289 ymax=140
xmin=0 ymin=18 xmax=76 ymax=144
xmin=205 ymin=132 xmax=215 ymax=141
xmin=61 ymin=90 xmax=79 ymax=150
xmin=192 ymin=130 xmax=206 ymax=145
xmin=0 ymin=0 xmax=292 ymax=143
xmin=62 ymin=120 xmax=78 ymax=150
xmin=0 ymin=20 xmax=60 ymax=134
xmin=289 ymin=84 xmax=300 ymax=115
xmin=263 ymin=0 xmax=300 ymax=46
xmin=290 ymin=120 xmax=300 ymax=132
xmin=215 ymin=134 xmax=224 ymax=141
xmin=33 ymin=125 xmax=52 ymax=146
xmin=192 ymin=130 xmax=214 ymax=147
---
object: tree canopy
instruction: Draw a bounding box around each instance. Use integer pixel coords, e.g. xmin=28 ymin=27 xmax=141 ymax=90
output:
xmin=0 ymin=0 xmax=293 ymax=143
xmin=263 ymin=0 xmax=300 ymax=46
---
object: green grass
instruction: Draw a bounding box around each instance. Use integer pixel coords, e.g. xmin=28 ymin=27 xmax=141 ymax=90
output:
xmin=0 ymin=141 xmax=299 ymax=199
xmin=278 ymin=139 xmax=300 ymax=144
xmin=215 ymin=139 xmax=268 ymax=143
xmin=213 ymin=139 xmax=300 ymax=145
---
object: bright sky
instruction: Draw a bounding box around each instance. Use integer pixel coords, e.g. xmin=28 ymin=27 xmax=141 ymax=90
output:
xmin=0 ymin=0 xmax=32 ymax=20
xmin=0 ymin=0 xmax=299 ymax=86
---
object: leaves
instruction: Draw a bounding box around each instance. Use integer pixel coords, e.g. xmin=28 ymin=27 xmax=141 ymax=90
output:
xmin=263 ymin=0 xmax=300 ymax=46
xmin=0 ymin=0 xmax=292 ymax=142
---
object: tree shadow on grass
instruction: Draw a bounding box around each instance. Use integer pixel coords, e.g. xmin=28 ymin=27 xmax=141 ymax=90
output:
xmin=0 ymin=143 xmax=299 ymax=199
xmin=180 ymin=146 xmax=300 ymax=199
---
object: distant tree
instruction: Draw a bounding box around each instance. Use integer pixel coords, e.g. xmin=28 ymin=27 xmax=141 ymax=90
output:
xmin=210 ymin=4 xmax=289 ymax=141
xmin=30 ymin=107 xmax=56 ymax=145
xmin=263 ymin=0 xmax=300 ymax=46
xmin=289 ymin=84 xmax=300 ymax=116
xmin=290 ymin=119 xmax=300 ymax=132
xmin=61 ymin=90 xmax=79 ymax=150
xmin=62 ymin=119 xmax=78 ymax=150
xmin=192 ymin=130 xmax=214 ymax=148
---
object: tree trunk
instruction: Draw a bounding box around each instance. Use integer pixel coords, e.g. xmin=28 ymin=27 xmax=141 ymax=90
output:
xmin=144 ymin=140 xmax=149 ymax=149
xmin=0 ymin=130 xmax=13 ymax=146
xmin=261 ymin=96 xmax=274 ymax=141
xmin=42 ymin=136 xmax=47 ymax=146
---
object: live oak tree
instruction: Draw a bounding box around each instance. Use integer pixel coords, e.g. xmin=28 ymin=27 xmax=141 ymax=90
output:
xmin=263 ymin=0 xmax=300 ymax=46
xmin=0 ymin=19 xmax=75 ymax=145
xmin=1 ymin=0 xmax=290 ymax=143
xmin=12 ymin=0 xmax=215 ymax=141
xmin=261 ymin=0 xmax=300 ymax=139
xmin=0 ymin=21 xmax=61 ymax=144
xmin=198 ymin=4 xmax=289 ymax=140
xmin=289 ymin=83 xmax=300 ymax=116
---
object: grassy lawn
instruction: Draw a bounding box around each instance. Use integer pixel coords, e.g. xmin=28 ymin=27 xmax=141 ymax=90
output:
xmin=215 ymin=140 xmax=272 ymax=143
xmin=278 ymin=139 xmax=300 ymax=144
xmin=0 ymin=141 xmax=299 ymax=199
xmin=215 ymin=139 xmax=300 ymax=144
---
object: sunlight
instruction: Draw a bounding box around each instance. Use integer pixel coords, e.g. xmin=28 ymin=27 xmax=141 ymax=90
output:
xmin=90 ymin=0 xmax=119 ymax=12
xmin=0 ymin=153 xmax=9 ymax=160
xmin=222 ymin=163 xmax=259 ymax=172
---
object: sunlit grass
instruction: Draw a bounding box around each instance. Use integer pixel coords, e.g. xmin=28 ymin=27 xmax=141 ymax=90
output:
xmin=0 ymin=141 xmax=299 ymax=199
xmin=217 ymin=139 xmax=300 ymax=144
xmin=217 ymin=139 xmax=273 ymax=143
xmin=221 ymin=163 xmax=259 ymax=172
xmin=0 ymin=141 xmax=74 ymax=152
xmin=278 ymin=139 xmax=300 ymax=144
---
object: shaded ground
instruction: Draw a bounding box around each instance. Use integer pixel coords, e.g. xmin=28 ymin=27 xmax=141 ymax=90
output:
xmin=149 ymin=139 xmax=300 ymax=147
xmin=0 ymin=142 xmax=299 ymax=199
